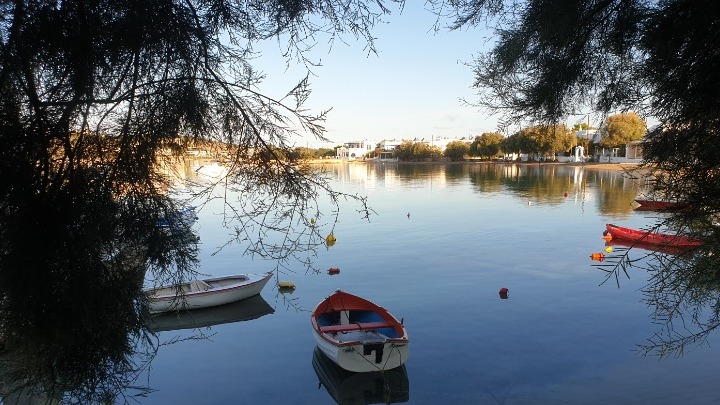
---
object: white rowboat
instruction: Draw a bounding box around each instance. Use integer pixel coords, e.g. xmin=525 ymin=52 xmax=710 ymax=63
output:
xmin=145 ymin=272 xmax=272 ymax=314
xmin=311 ymin=290 xmax=409 ymax=373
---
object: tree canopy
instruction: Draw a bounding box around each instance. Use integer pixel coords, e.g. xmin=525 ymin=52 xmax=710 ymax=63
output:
xmin=394 ymin=140 xmax=442 ymax=161
xmin=470 ymin=132 xmax=503 ymax=159
xmin=444 ymin=140 xmax=470 ymax=161
xmin=502 ymin=124 xmax=572 ymax=159
xmin=0 ymin=0 xmax=399 ymax=399
xmin=0 ymin=0 xmax=397 ymax=287
xmin=440 ymin=1 xmax=720 ymax=217
xmin=599 ymin=112 xmax=647 ymax=148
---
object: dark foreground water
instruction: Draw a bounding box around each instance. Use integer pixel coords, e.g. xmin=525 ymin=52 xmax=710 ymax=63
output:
xmin=10 ymin=163 xmax=720 ymax=404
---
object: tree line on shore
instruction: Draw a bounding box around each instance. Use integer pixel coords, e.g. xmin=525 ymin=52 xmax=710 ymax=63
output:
xmin=295 ymin=112 xmax=647 ymax=161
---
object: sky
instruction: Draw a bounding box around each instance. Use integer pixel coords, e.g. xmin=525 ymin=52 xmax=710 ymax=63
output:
xmin=254 ymin=3 xmax=502 ymax=148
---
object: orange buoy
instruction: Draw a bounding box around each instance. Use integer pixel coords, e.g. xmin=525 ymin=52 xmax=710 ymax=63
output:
xmin=590 ymin=252 xmax=605 ymax=261
xmin=499 ymin=287 xmax=509 ymax=299
xmin=602 ymin=234 xmax=612 ymax=241
xmin=327 ymin=267 xmax=340 ymax=275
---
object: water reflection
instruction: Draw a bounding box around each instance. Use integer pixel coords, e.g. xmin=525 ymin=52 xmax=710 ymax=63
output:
xmin=597 ymin=223 xmax=720 ymax=357
xmin=0 ymin=167 xmax=201 ymax=403
xmin=328 ymin=162 xmax=720 ymax=360
xmin=325 ymin=162 xmax=645 ymax=215
xmin=637 ymin=245 xmax=720 ymax=357
xmin=604 ymin=238 xmax=695 ymax=256
xmin=312 ymin=348 xmax=409 ymax=405
xmin=0 ymin=362 xmax=62 ymax=405
xmin=0 ymin=267 xmax=154 ymax=404
xmin=147 ymin=294 xmax=274 ymax=332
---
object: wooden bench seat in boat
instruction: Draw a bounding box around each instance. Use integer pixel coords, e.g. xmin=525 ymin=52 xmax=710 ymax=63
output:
xmin=319 ymin=321 xmax=392 ymax=333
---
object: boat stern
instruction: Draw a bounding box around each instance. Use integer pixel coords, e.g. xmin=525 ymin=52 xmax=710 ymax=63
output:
xmin=336 ymin=339 xmax=409 ymax=373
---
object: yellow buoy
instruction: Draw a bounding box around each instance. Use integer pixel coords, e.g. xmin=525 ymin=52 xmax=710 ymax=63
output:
xmin=325 ymin=233 xmax=336 ymax=246
xmin=604 ymin=246 xmax=613 ymax=253
xmin=310 ymin=217 xmax=315 ymax=225
xmin=278 ymin=280 xmax=295 ymax=289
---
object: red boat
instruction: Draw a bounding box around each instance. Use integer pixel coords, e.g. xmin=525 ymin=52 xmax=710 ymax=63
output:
xmin=604 ymin=224 xmax=703 ymax=248
xmin=633 ymin=196 xmax=687 ymax=211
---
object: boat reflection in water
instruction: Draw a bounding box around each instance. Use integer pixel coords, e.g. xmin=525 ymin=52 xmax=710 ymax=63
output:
xmin=312 ymin=347 xmax=409 ymax=405
xmin=604 ymin=239 xmax=698 ymax=256
xmin=147 ymin=294 xmax=274 ymax=332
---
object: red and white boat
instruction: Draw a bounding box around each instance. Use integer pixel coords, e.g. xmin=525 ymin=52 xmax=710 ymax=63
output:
xmin=145 ymin=272 xmax=272 ymax=314
xmin=311 ymin=290 xmax=409 ymax=373
xmin=604 ymin=224 xmax=703 ymax=248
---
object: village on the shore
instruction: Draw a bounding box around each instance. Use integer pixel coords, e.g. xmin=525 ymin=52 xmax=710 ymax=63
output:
xmin=318 ymin=113 xmax=650 ymax=164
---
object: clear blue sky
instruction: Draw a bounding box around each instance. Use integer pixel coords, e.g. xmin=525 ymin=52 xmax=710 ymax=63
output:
xmin=255 ymin=3 xmax=500 ymax=148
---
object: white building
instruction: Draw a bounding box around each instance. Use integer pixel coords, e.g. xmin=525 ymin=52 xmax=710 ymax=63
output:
xmin=336 ymin=140 xmax=375 ymax=160
xmin=379 ymin=139 xmax=403 ymax=150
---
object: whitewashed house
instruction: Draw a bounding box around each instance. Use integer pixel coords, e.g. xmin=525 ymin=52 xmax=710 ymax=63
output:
xmin=379 ymin=140 xmax=403 ymax=151
xmin=336 ymin=140 xmax=375 ymax=160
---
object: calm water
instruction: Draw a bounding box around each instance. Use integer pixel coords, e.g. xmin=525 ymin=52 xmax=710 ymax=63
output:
xmin=140 ymin=163 xmax=720 ymax=404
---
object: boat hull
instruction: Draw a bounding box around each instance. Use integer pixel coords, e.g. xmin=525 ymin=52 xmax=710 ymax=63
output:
xmin=634 ymin=198 xmax=687 ymax=211
xmin=311 ymin=290 xmax=409 ymax=373
xmin=605 ymin=224 xmax=703 ymax=248
xmin=312 ymin=328 xmax=409 ymax=373
xmin=146 ymin=272 xmax=272 ymax=314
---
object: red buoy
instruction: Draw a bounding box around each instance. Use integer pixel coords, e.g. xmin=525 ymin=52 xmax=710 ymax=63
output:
xmin=327 ymin=267 xmax=340 ymax=275
xmin=499 ymin=288 xmax=509 ymax=299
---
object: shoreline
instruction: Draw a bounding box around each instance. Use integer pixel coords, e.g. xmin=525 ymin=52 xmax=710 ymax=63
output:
xmin=306 ymin=159 xmax=644 ymax=171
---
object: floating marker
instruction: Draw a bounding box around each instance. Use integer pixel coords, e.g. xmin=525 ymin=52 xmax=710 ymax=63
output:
xmin=499 ymin=288 xmax=509 ymax=299
xmin=605 ymin=246 xmax=613 ymax=253
xmin=278 ymin=280 xmax=295 ymax=289
xmin=590 ymin=252 xmax=606 ymax=261
xmin=327 ymin=267 xmax=340 ymax=275
xmin=325 ymin=233 xmax=337 ymax=247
